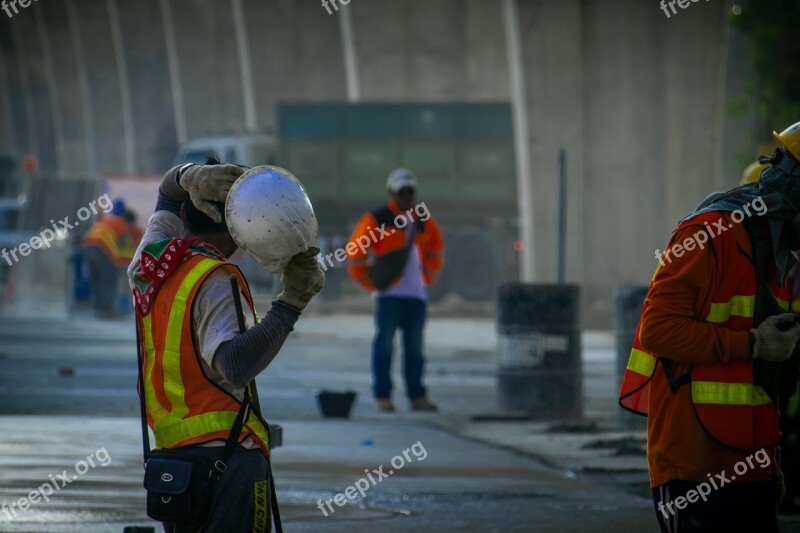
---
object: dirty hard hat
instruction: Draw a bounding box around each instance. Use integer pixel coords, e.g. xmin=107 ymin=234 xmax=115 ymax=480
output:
xmin=225 ymin=165 xmax=318 ymax=273
xmin=387 ymin=168 xmax=417 ymax=192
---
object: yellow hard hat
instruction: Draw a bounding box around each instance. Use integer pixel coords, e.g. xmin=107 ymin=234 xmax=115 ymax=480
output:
xmin=773 ymin=121 xmax=800 ymax=162
xmin=740 ymin=161 xmax=769 ymax=184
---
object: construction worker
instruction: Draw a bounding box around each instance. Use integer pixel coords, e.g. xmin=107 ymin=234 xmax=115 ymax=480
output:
xmin=81 ymin=199 xmax=138 ymax=318
xmin=128 ymin=161 xmax=323 ymax=532
xmin=347 ymin=168 xmax=444 ymax=412
xmin=620 ymin=121 xmax=800 ymax=532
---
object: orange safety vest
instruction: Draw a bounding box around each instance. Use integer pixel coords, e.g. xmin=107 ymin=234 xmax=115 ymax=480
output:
xmin=135 ymin=254 xmax=271 ymax=455
xmin=81 ymin=215 xmax=136 ymax=266
xmin=347 ymin=199 xmax=445 ymax=291
xmin=619 ymin=212 xmax=787 ymax=453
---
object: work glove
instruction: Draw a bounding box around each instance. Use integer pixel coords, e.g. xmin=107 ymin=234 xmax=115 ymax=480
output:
xmin=751 ymin=313 xmax=800 ymax=362
xmin=179 ymin=164 xmax=244 ymax=223
xmin=277 ymin=247 xmax=325 ymax=311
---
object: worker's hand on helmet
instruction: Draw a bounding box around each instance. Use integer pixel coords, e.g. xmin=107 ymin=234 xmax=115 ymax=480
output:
xmin=750 ymin=313 xmax=800 ymax=362
xmin=277 ymin=247 xmax=325 ymax=311
xmin=179 ymin=164 xmax=244 ymax=223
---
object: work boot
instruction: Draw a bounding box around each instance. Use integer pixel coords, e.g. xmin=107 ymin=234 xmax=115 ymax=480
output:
xmin=376 ymin=398 xmax=395 ymax=412
xmin=410 ymin=397 xmax=438 ymax=412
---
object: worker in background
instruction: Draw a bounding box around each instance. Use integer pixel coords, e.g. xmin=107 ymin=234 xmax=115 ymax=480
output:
xmin=81 ymin=198 xmax=138 ymax=318
xmin=620 ymin=121 xmax=800 ymax=532
xmin=128 ymin=160 xmax=323 ymax=531
xmin=347 ymin=168 xmax=444 ymax=412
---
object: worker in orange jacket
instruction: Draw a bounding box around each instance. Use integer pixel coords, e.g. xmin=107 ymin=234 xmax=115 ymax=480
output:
xmin=620 ymin=122 xmax=800 ymax=532
xmin=347 ymin=168 xmax=444 ymax=412
xmin=81 ymin=199 xmax=141 ymax=318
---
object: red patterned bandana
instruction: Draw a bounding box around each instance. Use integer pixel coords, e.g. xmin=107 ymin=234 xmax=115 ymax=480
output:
xmin=132 ymin=238 xmax=225 ymax=316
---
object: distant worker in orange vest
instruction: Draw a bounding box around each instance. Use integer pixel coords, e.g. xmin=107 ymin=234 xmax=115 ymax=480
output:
xmin=347 ymin=168 xmax=445 ymax=412
xmin=128 ymin=160 xmax=323 ymax=531
xmin=620 ymin=121 xmax=800 ymax=532
xmin=81 ymin=198 xmax=141 ymax=318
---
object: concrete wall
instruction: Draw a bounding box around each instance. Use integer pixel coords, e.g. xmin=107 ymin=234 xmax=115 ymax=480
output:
xmin=0 ymin=0 xmax=766 ymax=326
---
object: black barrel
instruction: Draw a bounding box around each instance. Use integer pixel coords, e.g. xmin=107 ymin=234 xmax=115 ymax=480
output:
xmin=614 ymin=285 xmax=649 ymax=428
xmin=496 ymin=283 xmax=582 ymax=418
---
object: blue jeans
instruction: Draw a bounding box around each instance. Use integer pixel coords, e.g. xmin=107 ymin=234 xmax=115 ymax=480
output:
xmin=372 ymin=296 xmax=427 ymax=400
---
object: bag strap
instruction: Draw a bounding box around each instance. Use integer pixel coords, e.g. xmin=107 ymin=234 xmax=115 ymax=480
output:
xmin=229 ymin=276 xmax=283 ymax=533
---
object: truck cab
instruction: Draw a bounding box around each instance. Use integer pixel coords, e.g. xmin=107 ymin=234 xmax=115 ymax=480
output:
xmin=173 ymin=136 xmax=277 ymax=167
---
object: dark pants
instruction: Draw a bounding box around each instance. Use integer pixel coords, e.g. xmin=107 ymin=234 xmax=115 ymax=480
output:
xmin=653 ymin=480 xmax=778 ymax=532
xmin=371 ymin=296 xmax=427 ymax=400
xmin=164 ymin=446 xmax=271 ymax=533
xmin=82 ymin=245 xmax=121 ymax=317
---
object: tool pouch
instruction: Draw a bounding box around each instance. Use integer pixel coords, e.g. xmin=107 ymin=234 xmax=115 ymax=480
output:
xmin=144 ymin=449 xmax=215 ymax=526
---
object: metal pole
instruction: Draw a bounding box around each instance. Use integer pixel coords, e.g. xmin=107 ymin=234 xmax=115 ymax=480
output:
xmin=0 ymin=42 xmax=15 ymax=154
xmin=231 ymin=0 xmax=258 ymax=134
xmin=9 ymin=22 xmax=38 ymax=157
xmin=66 ymin=0 xmax=98 ymax=176
xmin=556 ymin=149 xmax=566 ymax=284
xmin=159 ymin=0 xmax=188 ymax=146
xmin=503 ymin=0 xmax=535 ymax=282
xmin=106 ymin=0 xmax=137 ymax=173
xmin=339 ymin=5 xmax=361 ymax=102
xmin=33 ymin=3 xmax=65 ymax=173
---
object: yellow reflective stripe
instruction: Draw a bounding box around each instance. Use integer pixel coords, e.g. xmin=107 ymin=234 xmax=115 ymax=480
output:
xmin=156 ymin=411 xmax=270 ymax=449
xmin=706 ymin=295 xmax=789 ymax=323
xmin=142 ymin=314 xmax=167 ymax=421
xmin=626 ymin=348 xmax=656 ymax=377
xmin=691 ymin=381 xmax=772 ymax=406
xmin=159 ymin=258 xmax=221 ymax=428
xmin=706 ymin=295 xmax=754 ymax=323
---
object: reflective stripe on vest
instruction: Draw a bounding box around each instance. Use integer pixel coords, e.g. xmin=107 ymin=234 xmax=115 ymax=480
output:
xmin=691 ymin=381 xmax=772 ymax=406
xmin=706 ymin=295 xmax=789 ymax=323
xmin=626 ymin=348 xmax=656 ymax=378
xmin=140 ymin=257 xmax=269 ymax=451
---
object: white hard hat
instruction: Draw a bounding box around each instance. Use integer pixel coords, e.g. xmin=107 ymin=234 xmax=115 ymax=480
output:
xmin=387 ymin=168 xmax=417 ymax=192
xmin=225 ymin=165 xmax=318 ymax=273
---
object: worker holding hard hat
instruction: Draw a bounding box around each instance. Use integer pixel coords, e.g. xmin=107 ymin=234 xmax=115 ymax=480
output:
xmin=127 ymin=159 xmax=323 ymax=532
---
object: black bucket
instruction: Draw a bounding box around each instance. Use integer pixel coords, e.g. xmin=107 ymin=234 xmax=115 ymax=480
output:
xmin=496 ymin=283 xmax=582 ymax=418
xmin=614 ymin=285 xmax=649 ymax=428
xmin=316 ymin=390 xmax=357 ymax=418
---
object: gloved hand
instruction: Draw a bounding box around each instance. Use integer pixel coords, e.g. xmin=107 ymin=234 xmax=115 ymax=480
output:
xmin=751 ymin=313 xmax=800 ymax=362
xmin=179 ymin=164 xmax=244 ymax=223
xmin=277 ymin=247 xmax=325 ymax=311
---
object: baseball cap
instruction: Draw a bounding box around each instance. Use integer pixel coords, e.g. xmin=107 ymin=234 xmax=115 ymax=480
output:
xmin=387 ymin=168 xmax=417 ymax=192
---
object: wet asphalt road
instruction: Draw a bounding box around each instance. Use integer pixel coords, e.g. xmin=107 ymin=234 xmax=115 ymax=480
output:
xmin=0 ymin=311 xmax=660 ymax=532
